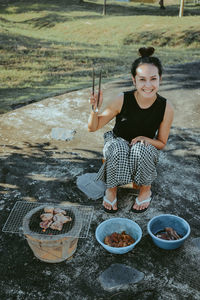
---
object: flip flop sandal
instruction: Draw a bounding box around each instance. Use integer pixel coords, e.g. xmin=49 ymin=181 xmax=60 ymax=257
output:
xmin=103 ymin=196 xmax=118 ymax=213
xmin=131 ymin=196 xmax=152 ymax=213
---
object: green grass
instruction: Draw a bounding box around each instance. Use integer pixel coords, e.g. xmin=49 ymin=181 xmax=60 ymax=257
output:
xmin=0 ymin=0 xmax=200 ymax=113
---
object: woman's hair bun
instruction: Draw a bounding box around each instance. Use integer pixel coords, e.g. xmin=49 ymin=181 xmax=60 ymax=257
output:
xmin=138 ymin=47 xmax=155 ymax=57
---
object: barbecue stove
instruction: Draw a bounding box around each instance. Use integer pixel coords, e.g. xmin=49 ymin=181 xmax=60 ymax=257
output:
xmin=3 ymin=201 xmax=94 ymax=263
xmin=23 ymin=205 xmax=82 ymax=263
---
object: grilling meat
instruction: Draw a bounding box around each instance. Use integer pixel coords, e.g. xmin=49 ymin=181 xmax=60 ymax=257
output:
xmin=40 ymin=220 xmax=53 ymax=229
xmin=53 ymin=208 xmax=66 ymax=215
xmin=53 ymin=214 xmax=72 ymax=224
xmin=40 ymin=213 xmax=53 ymax=221
xmin=50 ymin=221 xmax=63 ymax=231
xmin=39 ymin=207 xmax=72 ymax=231
xmin=44 ymin=206 xmax=54 ymax=214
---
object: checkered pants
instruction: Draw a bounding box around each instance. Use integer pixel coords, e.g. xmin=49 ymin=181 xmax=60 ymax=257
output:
xmin=96 ymin=131 xmax=159 ymax=188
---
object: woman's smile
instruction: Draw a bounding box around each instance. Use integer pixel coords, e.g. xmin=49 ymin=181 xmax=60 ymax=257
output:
xmin=133 ymin=63 xmax=161 ymax=100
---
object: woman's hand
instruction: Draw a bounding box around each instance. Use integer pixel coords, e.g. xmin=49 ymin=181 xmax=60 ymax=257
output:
xmin=88 ymin=93 xmax=123 ymax=132
xmin=130 ymin=136 xmax=150 ymax=146
xmin=90 ymin=91 xmax=103 ymax=112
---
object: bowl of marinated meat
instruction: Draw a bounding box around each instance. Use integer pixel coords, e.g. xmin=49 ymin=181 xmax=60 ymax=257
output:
xmin=147 ymin=214 xmax=191 ymax=250
xmin=95 ymin=218 xmax=142 ymax=254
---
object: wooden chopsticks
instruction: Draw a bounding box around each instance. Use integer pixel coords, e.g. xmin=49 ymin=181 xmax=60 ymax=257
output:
xmin=92 ymin=67 xmax=102 ymax=112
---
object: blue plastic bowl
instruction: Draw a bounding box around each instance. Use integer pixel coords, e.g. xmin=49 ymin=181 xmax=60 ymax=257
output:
xmin=147 ymin=214 xmax=191 ymax=250
xmin=95 ymin=218 xmax=142 ymax=254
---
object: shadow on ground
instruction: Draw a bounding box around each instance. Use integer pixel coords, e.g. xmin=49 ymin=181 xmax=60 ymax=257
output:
xmin=0 ymin=125 xmax=199 ymax=299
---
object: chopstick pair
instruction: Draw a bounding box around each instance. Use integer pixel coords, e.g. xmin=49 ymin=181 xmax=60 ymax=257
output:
xmin=92 ymin=67 xmax=102 ymax=113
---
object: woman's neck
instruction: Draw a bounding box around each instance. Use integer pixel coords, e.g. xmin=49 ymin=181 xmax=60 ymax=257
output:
xmin=134 ymin=90 xmax=157 ymax=109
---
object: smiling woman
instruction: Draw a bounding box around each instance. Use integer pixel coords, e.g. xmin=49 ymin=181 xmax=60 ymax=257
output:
xmin=0 ymin=0 xmax=199 ymax=114
xmin=88 ymin=46 xmax=174 ymax=214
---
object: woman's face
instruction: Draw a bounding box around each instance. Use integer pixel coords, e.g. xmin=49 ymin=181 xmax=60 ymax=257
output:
xmin=132 ymin=63 xmax=161 ymax=99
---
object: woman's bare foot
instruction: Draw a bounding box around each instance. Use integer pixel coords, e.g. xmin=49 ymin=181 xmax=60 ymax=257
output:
xmin=103 ymin=187 xmax=118 ymax=211
xmin=132 ymin=185 xmax=151 ymax=212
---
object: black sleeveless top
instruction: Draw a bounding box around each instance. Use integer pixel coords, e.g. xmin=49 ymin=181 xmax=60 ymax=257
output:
xmin=113 ymin=90 xmax=167 ymax=143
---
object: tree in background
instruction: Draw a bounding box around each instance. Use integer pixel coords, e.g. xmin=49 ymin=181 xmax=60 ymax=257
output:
xmin=159 ymin=0 xmax=165 ymax=9
xmin=179 ymin=0 xmax=184 ymax=17
xmin=79 ymin=0 xmax=185 ymax=17
xmin=103 ymin=0 xmax=107 ymax=15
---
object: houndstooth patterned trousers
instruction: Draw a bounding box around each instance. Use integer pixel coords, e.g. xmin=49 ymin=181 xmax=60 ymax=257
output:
xmin=96 ymin=131 xmax=159 ymax=188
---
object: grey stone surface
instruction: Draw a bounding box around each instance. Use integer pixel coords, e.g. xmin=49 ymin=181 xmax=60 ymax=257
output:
xmin=0 ymin=61 xmax=199 ymax=299
xmin=76 ymin=172 xmax=106 ymax=200
xmin=99 ymin=263 xmax=144 ymax=290
xmin=192 ymin=237 xmax=200 ymax=250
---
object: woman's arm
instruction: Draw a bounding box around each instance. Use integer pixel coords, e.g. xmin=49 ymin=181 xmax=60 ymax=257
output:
xmin=130 ymin=101 xmax=174 ymax=150
xmin=88 ymin=93 xmax=123 ymax=132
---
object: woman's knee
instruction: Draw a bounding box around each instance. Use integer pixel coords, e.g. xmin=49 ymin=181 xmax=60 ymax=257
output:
xmin=105 ymin=140 xmax=128 ymax=159
xmin=130 ymin=142 xmax=145 ymax=157
xmin=130 ymin=143 xmax=157 ymax=160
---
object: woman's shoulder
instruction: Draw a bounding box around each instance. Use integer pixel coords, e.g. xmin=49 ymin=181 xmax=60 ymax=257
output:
xmin=157 ymin=95 xmax=174 ymax=120
xmin=165 ymin=100 xmax=174 ymax=114
xmin=109 ymin=90 xmax=135 ymax=114
xmin=157 ymin=94 xmax=173 ymax=111
xmin=107 ymin=93 xmax=124 ymax=115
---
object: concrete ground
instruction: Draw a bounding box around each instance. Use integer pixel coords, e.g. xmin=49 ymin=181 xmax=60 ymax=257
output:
xmin=0 ymin=61 xmax=200 ymax=300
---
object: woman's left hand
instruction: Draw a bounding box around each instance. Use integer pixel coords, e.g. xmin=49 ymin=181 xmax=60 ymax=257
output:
xmin=130 ymin=136 xmax=150 ymax=146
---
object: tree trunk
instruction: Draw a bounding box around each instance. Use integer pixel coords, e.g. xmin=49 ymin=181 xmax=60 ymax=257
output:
xmin=179 ymin=0 xmax=184 ymax=17
xmin=103 ymin=0 xmax=106 ymax=15
xmin=159 ymin=0 xmax=165 ymax=9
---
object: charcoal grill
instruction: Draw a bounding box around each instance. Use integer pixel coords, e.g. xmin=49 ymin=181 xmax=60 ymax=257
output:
xmin=28 ymin=207 xmax=75 ymax=235
xmin=3 ymin=201 xmax=94 ymax=263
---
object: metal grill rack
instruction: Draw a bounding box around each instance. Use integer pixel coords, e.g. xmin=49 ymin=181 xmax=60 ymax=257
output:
xmin=2 ymin=201 xmax=94 ymax=238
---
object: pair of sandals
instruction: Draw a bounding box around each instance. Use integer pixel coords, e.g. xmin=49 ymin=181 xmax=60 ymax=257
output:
xmin=103 ymin=194 xmax=152 ymax=214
